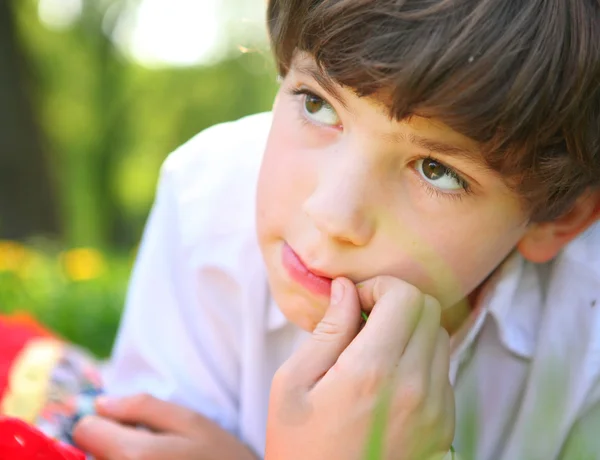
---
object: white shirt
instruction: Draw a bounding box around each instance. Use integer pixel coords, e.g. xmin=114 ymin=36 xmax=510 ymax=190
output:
xmin=104 ymin=112 xmax=600 ymax=460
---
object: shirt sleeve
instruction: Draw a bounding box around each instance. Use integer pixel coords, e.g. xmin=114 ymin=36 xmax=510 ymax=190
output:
xmin=102 ymin=162 xmax=242 ymax=436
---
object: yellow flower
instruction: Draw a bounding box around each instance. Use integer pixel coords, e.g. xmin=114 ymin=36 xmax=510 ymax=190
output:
xmin=0 ymin=240 xmax=31 ymax=273
xmin=61 ymin=247 xmax=106 ymax=281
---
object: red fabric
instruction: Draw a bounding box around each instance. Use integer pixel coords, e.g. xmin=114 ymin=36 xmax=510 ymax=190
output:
xmin=0 ymin=416 xmax=85 ymax=460
xmin=0 ymin=313 xmax=55 ymax=402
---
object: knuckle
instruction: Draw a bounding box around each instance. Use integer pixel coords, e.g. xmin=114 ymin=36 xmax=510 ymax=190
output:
xmin=422 ymin=398 xmax=443 ymax=427
xmin=397 ymin=379 xmax=427 ymax=410
xmin=312 ymin=318 xmax=344 ymax=341
xmin=329 ymin=351 xmax=353 ymax=376
xmin=341 ymin=360 xmax=390 ymax=396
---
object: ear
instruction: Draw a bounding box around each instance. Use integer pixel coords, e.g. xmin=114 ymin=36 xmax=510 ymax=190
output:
xmin=517 ymin=189 xmax=600 ymax=263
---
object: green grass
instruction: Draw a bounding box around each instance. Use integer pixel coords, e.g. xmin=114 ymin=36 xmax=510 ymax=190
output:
xmin=0 ymin=240 xmax=130 ymax=358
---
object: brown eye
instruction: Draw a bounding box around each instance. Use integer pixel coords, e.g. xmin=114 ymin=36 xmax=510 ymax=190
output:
xmin=304 ymin=94 xmax=324 ymax=114
xmin=421 ymin=159 xmax=448 ymax=181
xmin=300 ymin=92 xmax=340 ymax=126
xmin=416 ymin=158 xmax=466 ymax=191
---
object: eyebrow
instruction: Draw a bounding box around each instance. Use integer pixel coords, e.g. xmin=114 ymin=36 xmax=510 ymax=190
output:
xmin=388 ymin=132 xmax=487 ymax=167
xmin=292 ymin=59 xmax=488 ymax=169
xmin=293 ymin=61 xmax=350 ymax=110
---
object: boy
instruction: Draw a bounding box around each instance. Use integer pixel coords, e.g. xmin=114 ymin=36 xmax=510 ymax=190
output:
xmin=73 ymin=0 xmax=600 ymax=459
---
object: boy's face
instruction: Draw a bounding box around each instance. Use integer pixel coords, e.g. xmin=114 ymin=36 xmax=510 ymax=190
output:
xmin=256 ymin=53 xmax=530 ymax=331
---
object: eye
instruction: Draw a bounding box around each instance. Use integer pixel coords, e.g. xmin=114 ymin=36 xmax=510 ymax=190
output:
xmin=415 ymin=158 xmax=467 ymax=191
xmin=302 ymin=92 xmax=340 ymax=126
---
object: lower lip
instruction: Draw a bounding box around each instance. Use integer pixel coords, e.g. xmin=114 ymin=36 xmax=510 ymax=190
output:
xmin=281 ymin=243 xmax=332 ymax=297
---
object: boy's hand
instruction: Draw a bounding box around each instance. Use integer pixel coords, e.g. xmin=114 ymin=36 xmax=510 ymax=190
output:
xmin=265 ymin=276 xmax=455 ymax=460
xmin=72 ymin=394 xmax=258 ymax=460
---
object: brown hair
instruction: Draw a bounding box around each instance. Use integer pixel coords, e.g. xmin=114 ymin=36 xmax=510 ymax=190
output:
xmin=267 ymin=0 xmax=600 ymax=221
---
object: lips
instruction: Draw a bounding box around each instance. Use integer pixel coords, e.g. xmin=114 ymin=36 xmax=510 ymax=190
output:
xmin=281 ymin=242 xmax=333 ymax=297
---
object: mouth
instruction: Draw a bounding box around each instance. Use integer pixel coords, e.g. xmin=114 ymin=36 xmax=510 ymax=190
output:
xmin=281 ymin=242 xmax=333 ymax=297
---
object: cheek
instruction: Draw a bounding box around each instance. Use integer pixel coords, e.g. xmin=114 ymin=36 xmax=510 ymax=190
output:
xmin=376 ymin=202 xmax=526 ymax=307
xmin=256 ymin=104 xmax=313 ymax=239
xmin=423 ymin=212 xmax=526 ymax=304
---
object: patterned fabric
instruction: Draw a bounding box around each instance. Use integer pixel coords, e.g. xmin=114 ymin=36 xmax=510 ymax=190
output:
xmin=0 ymin=314 xmax=103 ymax=452
xmin=35 ymin=344 xmax=103 ymax=445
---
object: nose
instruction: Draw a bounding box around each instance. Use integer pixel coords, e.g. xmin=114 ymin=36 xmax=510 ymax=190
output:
xmin=302 ymin=161 xmax=376 ymax=247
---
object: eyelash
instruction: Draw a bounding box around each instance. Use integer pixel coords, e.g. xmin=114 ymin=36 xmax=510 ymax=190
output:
xmin=288 ymin=86 xmax=318 ymax=102
xmin=286 ymin=85 xmax=473 ymax=199
xmin=287 ymin=87 xmax=335 ymax=127
xmin=417 ymin=177 xmax=470 ymax=201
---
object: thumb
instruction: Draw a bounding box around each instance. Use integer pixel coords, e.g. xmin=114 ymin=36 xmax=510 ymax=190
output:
xmin=282 ymin=277 xmax=362 ymax=389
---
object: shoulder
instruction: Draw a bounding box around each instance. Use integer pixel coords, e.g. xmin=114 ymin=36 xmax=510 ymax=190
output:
xmin=163 ymin=111 xmax=273 ymax=178
xmin=158 ymin=112 xmax=273 ymax=248
xmin=479 ymin=226 xmax=600 ymax=451
xmin=559 ymin=222 xmax=600 ymax=278
xmin=538 ymin=223 xmax=600 ymax=410
xmin=486 ymin=223 xmax=600 ymax=405
xmin=565 ymin=223 xmax=600 ymax=403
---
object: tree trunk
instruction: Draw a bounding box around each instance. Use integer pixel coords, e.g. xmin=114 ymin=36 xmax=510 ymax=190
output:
xmin=0 ymin=0 xmax=60 ymax=240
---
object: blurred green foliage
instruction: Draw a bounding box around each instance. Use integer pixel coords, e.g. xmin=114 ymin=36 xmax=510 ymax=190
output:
xmin=1 ymin=0 xmax=278 ymax=355
xmin=0 ymin=240 xmax=130 ymax=357
xmin=15 ymin=0 xmax=277 ymax=248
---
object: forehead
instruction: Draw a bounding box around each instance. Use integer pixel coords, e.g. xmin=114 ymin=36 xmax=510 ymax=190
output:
xmin=289 ymin=53 xmax=486 ymax=166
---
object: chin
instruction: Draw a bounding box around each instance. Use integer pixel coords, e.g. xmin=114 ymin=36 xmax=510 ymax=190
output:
xmin=271 ymin=285 xmax=326 ymax=332
xmin=262 ymin=246 xmax=325 ymax=331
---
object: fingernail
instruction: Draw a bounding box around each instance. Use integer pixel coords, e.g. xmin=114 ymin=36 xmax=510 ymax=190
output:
xmin=95 ymin=396 xmax=118 ymax=412
xmin=330 ymin=279 xmax=345 ymax=305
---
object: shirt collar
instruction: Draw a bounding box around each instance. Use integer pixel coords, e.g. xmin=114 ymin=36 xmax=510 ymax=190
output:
xmin=446 ymin=251 xmax=528 ymax=378
xmin=460 ymin=222 xmax=600 ymax=361
xmin=482 ymin=251 xmax=544 ymax=359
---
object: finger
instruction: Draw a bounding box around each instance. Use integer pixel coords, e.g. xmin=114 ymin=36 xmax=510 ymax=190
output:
xmin=348 ymin=276 xmax=425 ymax=364
xmin=356 ymin=275 xmax=421 ymax=314
xmin=73 ymin=415 xmax=191 ymax=460
xmin=442 ymin=384 xmax=457 ymax=449
xmin=280 ymin=277 xmax=362 ymax=389
xmin=95 ymin=393 xmax=208 ymax=436
xmin=429 ymin=328 xmax=451 ymax=395
xmin=396 ymin=295 xmax=442 ymax=378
